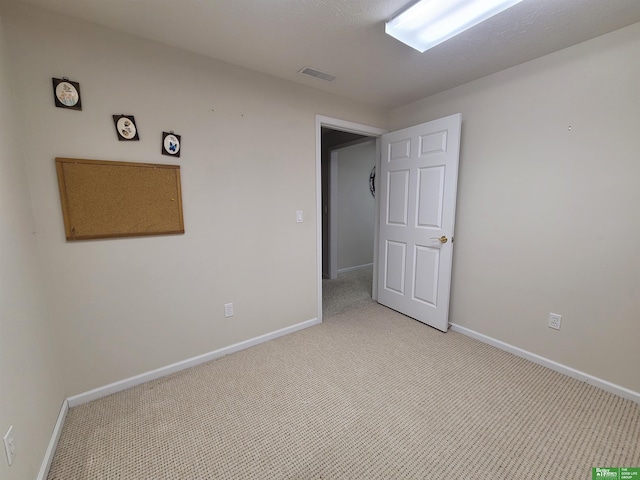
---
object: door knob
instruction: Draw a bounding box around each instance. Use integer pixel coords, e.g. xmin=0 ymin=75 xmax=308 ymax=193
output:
xmin=431 ymin=235 xmax=448 ymax=244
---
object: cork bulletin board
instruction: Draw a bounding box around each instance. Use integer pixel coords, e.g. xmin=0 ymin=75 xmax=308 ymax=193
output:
xmin=55 ymin=157 xmax=184 ymax=240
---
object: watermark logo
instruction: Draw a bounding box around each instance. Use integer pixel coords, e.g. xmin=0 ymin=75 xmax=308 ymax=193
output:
xmin=594 ymin=469 xmax=619 ymax=479
xmin=593 ymin=468 xmax=640 ymax=479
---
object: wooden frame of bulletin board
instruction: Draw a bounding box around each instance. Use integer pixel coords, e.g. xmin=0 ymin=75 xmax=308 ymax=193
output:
xmin=55 ymin=157 xmax=184 ymax=240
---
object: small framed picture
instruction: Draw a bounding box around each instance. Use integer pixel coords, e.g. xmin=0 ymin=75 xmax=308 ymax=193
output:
xmin=112 ymin=115 xmax=140 ymax=141
xmin=52 ymin=77 xmax=82 ymax=110
xmin=162 ymin=132 xmax=181 ymax=157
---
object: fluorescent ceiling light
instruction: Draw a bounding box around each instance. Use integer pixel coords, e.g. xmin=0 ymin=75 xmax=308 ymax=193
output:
xmin=385 ymin=0 xmax=523 ymax=52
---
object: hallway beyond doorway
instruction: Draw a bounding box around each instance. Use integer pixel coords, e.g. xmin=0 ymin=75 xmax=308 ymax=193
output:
xmin=322 ymin=265 xmax=374 ymax=318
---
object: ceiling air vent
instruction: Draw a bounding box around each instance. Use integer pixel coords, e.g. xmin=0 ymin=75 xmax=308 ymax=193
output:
xmin=298 ymin=66 xmax=336 ymax=82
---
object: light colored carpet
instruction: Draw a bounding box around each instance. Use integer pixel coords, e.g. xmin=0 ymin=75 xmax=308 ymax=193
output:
xmin=48 ymin=303 xmax=640 ymax=479
xmin=322 ymin=265 xmax=375 ymax=318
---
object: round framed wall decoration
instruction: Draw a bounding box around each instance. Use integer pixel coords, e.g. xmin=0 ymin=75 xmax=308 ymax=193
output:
xmin=52 ymin=77 xmax=82 ymax=110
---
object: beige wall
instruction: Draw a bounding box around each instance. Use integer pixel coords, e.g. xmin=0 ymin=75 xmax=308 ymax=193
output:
xmin=1 ymin=1 xmax=387 ymax=396
xmin=0 ymin=10 xmax=65 ymax=480
xmin=390 ymin=22 xmax=640 ymax=392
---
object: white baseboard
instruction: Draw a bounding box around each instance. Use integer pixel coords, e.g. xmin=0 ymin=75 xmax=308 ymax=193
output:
xmin=67 ymin=317 xmax=319 ymax=407
xmin=449 ymin=322 xmax=640 ymax=404
xmin=37 ymin=399 xmax=68 ymax=480
xmin=338 ymin=263 xmax=373 ymax=274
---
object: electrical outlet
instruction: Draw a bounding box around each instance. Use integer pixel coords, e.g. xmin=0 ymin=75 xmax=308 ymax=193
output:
xmin=3 ymin=425 xmax=15 ymax=466
xmin=224 ymin=303 xmax=234 ymax=318
xmin=549 ymin=313 xmax=562 ymax=330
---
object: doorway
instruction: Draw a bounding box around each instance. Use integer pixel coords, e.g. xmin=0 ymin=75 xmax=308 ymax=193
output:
xmin=323 ymin=137 xmax=375 ymax=318
xmin=316 ymin=114 xmax=462 ymax=331
xmin=315 ymin=116 xmax=386 ymax=322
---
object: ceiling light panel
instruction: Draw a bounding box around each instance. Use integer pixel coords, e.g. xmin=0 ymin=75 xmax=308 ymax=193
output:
xmin=386 ymin=0 xmax=524 ymax=52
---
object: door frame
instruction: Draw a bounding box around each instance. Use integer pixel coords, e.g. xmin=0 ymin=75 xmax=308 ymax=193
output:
xmin=315 ymin=115 xmax=387 ymax=323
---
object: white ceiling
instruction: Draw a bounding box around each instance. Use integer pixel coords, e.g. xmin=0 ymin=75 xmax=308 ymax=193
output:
xmin=17 ymin=0 xmax=640 ymax=108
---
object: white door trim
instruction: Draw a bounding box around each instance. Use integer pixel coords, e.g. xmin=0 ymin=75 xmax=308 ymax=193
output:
xmin=315 ymin=115 xmax=387 ymax=323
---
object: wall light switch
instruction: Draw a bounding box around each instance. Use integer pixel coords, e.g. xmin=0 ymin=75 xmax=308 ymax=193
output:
xmin=296 ymin=210 xmax=303 ymax=223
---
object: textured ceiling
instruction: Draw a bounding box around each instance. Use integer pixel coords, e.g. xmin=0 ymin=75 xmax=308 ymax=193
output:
xmin=15 ymin=0 xmax=640 ymax=108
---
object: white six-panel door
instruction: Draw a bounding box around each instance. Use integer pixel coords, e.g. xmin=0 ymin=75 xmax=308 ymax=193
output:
xmin=377 ymin=114 xmax=461 ymax=332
